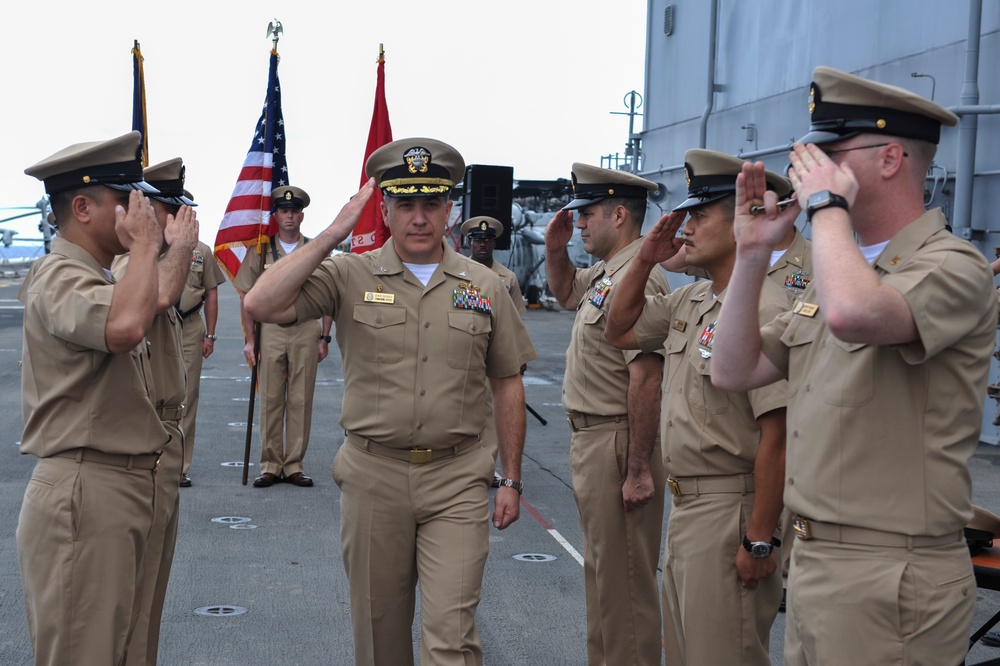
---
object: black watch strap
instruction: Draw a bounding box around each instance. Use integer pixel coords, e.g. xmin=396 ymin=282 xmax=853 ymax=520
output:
xmin=319 ymin=335 xmax=332 ymax=343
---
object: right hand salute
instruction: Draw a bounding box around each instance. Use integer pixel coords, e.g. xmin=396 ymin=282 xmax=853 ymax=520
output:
xmin=115 ymin=190 xmax=162 ymax=252
xmin=636 ymin=211 xmax=686 ymax=265
xmin=733 ymin=162 xmax=799 ymax=254
xmin=544 ymin=209 xmax=575 ymax=250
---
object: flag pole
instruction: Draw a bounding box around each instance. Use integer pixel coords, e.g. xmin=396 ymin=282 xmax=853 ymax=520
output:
xmin=242 ymin=20 xmax=283 ymax=485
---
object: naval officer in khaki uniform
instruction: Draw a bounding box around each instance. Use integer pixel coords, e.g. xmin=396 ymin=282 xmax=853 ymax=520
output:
xmin=243 ymin=137 xmax=535 ymax=666
xmin=235 ymin=186 xmax=333 ymax=488
xmin=461 ymin=215 xmax=527 ymax=315
xmin=712 ymin=66 xmax=997 ymax=665
xmin=545 ymin=164 xmax=669 ymax=666
xmin=606 ymin=150 xmax=792 ymax=665
xmin=176 ymin=239 xmax=225 ymax=487
xmin=19 ymin=131 xmax=169 ymax=666
xmin=113 ymin=157 xmax=199 ymax=666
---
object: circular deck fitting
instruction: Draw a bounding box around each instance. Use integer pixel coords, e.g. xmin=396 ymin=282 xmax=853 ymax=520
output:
xmin=211 ymin=516 xmax=252 ymax=525
xmin=220 ymin=461 xmax=253 ymax=468
xmin=193 ymin=605 xmax=248 ymax=617
xmin=229 ymin=523 xmax=258 ymax=530
xmin=512 ymin=553 xmax=557 ymax=563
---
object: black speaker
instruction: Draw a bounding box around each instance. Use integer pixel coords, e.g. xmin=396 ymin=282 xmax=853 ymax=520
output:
xmin=463 ymin=165 xmax=514 ymax=250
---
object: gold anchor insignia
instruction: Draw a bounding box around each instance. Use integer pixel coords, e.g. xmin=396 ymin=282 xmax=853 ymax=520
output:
xmin=890 ymin=255 xmax=900 ymax=265
xmin=376 ymin=284 xmax=383 ymax=292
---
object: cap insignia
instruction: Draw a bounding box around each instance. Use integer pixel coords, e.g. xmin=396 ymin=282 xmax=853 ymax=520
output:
xmin=180 ymin=165 xmax=186 ymax=185
xmin=284 ymin=190 xmax=293 ymax=201
xmin=479 ymin=221 xmax=489 ymax=232
xmin=404 ymin=147 xmax=432 ymax=174
xmin=571 ymin=172 xmax=578 ymax=193
xmin=684 ymin=166 xmax=692 ymax=189
xmin=808 ymin=83 xmax=817 ymax=115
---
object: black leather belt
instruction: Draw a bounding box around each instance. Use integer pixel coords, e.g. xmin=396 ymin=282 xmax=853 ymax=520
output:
xmin=345 ymin=432 xmax=480 ymax=464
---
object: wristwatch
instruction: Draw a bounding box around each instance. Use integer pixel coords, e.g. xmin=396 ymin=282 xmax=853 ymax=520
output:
xmin=319 ymin=335 xmax=332 ymax=343
xmin=205 ymin=334 xmax=218 ymax=341
xmin=805 ymin=190 xmax=849 ymax=222
xmin=742 ymin=535 xmax=781 ymax=559
xmin=497 ymin=478 xmax=524 ymax=495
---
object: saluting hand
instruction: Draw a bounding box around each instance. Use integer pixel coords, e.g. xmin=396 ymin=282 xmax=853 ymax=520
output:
xmin=636 ymin=211 xmax=686 ymax=266
xmin=323 ymin=178 xmax=377 ymax=247
xmin=164 ymin=205 xmax=199 ymax=254
xmin=115 ymin=190 xmax=162 ymax=253
xmin=733 ymin=162 xmax=799 ymax=255
xmin=544 ymin=209 xmax=575 ymax=251
xmin=788 ymin=142 xmax=859 ymax=208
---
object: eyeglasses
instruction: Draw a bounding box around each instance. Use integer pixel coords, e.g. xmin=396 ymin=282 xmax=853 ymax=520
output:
xmin=824 ymin=143 xmax=908 ymax=158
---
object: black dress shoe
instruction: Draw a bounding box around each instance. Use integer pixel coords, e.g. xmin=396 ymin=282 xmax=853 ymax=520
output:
xmin=253 ymin=472 xmax=280 ymax=488
xmin=284 ymin=472 xmax=314 ymax=487
xmin=179 ymin=473 xmax=192 ymax=488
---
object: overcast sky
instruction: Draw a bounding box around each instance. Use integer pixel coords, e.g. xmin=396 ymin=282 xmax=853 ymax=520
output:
xmin=4 ymin=1 xmax=647 ymax=243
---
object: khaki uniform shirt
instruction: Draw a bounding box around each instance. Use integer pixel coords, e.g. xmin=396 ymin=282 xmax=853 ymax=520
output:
xmin=760 ymin=209 xmax=996 ymax=536
xmin=491 ymin=260 xmax=526 ymax=316
xmin=634 ymin=279 xmax=789 ymax=476
xmin=294 ymin=240 xmax=535 ymax=449
xmin=235 ymin=237 xmax=315 ymax=335
xmin=18 ymin=237 xmax=168 ymax=457
xmin=563 ymin=238 xmax=671 ymax=416
xmin=111 ymin=254 xmax=187 ymax=412
xmin=768 ymin=229 xmax=813 ymax=302
xmin=179 ymin=241 xmax=225 ymax=314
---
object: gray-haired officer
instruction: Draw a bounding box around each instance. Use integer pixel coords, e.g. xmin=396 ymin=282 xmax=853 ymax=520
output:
xmin=19 ymin=131 xmax=169 ymax=666
xmin=606 ymin=149 xmax=792 ymax=665
xmin=461 ymin=215 xmax=526 ymax=315
xmin=545 ymin=163 xmax=669 ymax=665
xmin=115 ymin=157 xmax=199 ymax=666
xmin=712 ymin=66 xmax=996 ymax=665
xmin=242 ymin=137 xmax=535 ymax=666
xmin=235 ymin=186 xmax=333 ymax=488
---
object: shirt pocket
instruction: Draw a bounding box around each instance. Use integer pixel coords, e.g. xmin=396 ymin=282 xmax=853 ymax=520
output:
xmin=781 ymin=314 xmax=873 ymax=407
xmin=352 ymin=304 xmax=406 ymax=363
xmin=447 ymin=311 xmax=493 ymax=370
xmin=578 ymin=304 xmax=606 ymax=356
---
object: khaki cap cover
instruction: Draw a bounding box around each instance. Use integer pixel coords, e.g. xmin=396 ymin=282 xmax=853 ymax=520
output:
xmin=461 ymin=216 xmax=504 ymax=238
xmin=24 ymin=130 xmax=158 ymax=196
xmin=674 ymin=149 xmax=791 ymax=212
xmin=272 ymin=185 xmax=311 ymax=209
xmin=366 ymin=137 xmax=465 ymax=198
xmin=800 ymin=65 xmax=959 ymax=145
xmin=144 ymin=158 xmax=197 ymax=206
xmin=563 ymin=162 xmax=658 ymax=211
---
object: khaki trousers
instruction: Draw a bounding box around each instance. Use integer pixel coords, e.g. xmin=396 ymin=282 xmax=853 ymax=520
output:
xmin=569 ymin=420 xmax=666 ymax=666
xmin=17 ymin=455 xmax=156 ymax=666
xmin=333 ymin=437 xmax=495 ymax=666
xmin=180 ymin=313 xmax=205 ymax=474
xmin=258 ymin=319 xmax=320 ymax=476
xmin=662 ymin=489 xmax=782 ymax=666
xmin=126 ymin=422 xmax=183 ymax=666
xmin=784 ymin=536 xmax=974 ymax=666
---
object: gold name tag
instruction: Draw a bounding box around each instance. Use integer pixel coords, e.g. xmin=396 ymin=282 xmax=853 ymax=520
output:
xmin=793 ymin=301 xmax=818 ymax=317
xmin=364 ymin=292 xmax=395 ymax=304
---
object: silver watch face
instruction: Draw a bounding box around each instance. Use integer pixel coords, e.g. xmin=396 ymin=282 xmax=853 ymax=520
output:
xmin=807 ymin=190 xmax=831 ymax=210
xmin=751 ymin=543 xmax=772 ymax=558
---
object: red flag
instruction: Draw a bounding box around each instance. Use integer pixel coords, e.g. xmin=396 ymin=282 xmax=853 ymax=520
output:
xmin=214 ymin=49 xmax=288 ymax=280
xmin=351 ymin=46 xmax=393 ymax=254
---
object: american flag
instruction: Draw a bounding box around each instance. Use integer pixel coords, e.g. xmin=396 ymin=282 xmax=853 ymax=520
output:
xmin=214 ymin=49 xmax=288 ymax=280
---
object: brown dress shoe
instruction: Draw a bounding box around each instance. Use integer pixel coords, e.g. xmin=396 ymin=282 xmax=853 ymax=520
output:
xmin=179 ymin=473 xmax=192 ymax=488
xmin=284 ymin=472 xmax=314 ymax=487
xmin=253 ymin=472 xmax=280 ymax=488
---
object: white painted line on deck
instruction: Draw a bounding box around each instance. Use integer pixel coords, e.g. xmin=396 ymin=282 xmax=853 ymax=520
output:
xmin=520 ymin=497 xmax=584 ymax=566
